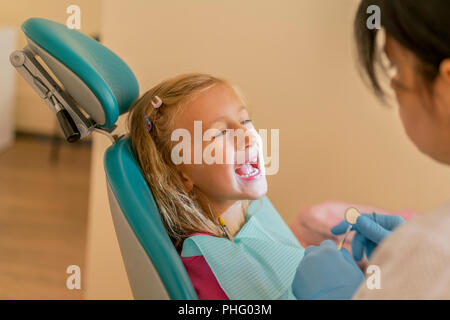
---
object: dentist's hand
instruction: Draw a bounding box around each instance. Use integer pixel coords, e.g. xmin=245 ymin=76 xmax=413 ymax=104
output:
xmin=292 ymin=240 xmax=364 ymax=300
xmin=331 ymin=213 xmax=405 ymax=261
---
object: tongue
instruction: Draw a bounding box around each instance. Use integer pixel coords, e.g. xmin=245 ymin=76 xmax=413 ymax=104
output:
xmin=236 ymin=163 xmax=253 ymax=175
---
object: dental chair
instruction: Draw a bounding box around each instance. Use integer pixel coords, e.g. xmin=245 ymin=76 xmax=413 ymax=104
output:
xmin=10 ymin=18 xmax=197 ymax=299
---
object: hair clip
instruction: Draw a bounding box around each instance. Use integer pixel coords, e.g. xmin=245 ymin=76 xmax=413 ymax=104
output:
xmin=144 ymin=114 xmax=153 ymax=132
xmin=151 ymin=95 xmax=163 ymax=109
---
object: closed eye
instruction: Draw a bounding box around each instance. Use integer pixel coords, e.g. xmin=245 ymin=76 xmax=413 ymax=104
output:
xmin=214 ymin=129 xmax=228 ymax=138
xmin=213 ymin=119 xmax=252 ymax=138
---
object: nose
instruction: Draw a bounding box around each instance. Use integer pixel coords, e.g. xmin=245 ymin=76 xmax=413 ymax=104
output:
xmin=233 ymin=127 xmax=258 ymax=165
xmin=235 ymin=125 xmax=257 ymax=153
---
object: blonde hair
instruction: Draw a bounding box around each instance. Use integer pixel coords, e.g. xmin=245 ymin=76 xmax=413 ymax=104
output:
xmin=127 ymin=72 xmax=249 ymax=249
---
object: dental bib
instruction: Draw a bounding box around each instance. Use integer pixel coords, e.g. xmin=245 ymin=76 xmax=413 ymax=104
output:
xmin=181 ymin=196 xmax=305 ymax=300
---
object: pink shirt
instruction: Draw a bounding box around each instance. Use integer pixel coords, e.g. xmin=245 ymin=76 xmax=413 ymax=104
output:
xmin=178 ymin=233 xmax=229 ymax=300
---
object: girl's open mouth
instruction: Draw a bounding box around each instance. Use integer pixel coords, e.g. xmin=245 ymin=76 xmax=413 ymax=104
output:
xmin=234 ymin=154 xmax=261 ymax=180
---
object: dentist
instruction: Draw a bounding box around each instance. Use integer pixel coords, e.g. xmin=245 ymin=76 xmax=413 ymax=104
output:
xmin=292 ymin=0 xmax=450 ymax=299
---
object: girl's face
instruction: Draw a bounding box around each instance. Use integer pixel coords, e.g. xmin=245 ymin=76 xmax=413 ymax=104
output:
xmin=174 ymin=83 xmax=268 ymax=205
xmin=384 ymin=35 xmax=450 ymax=164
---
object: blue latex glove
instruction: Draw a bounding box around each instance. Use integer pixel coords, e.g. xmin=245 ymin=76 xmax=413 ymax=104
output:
xmin=292 ymin=240 xmax=364 ymax=300
xmin=331 ymin=213 xmax=404 ymax=261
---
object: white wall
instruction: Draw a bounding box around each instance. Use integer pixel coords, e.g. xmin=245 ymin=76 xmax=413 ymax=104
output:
xmin=0 ymin=0 xmax=101 ymax=135
xmin=85 ymin=0 xmax=450 ymax=299
xmin=0 ymin=28 xmax=16 ymax=151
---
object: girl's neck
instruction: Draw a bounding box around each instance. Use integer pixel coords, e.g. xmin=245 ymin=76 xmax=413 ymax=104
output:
xmin=208 ymin=199 xmax=246 ymax=237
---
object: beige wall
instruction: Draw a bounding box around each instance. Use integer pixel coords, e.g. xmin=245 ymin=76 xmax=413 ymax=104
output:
xmin=85 ymin=0 xmax=450 ymax=299
xmin=0 ymin=0 xmax=101 ymax=135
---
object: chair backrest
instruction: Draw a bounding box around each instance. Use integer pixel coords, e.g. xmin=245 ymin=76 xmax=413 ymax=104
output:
xmin=104 ymin=137 xmax=198 ymax=299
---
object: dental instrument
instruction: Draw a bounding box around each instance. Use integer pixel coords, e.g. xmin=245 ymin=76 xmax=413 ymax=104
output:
xmin=218 ymin=217 xmax=234 ymax=243
xmin=337 ymin=207 xmax=360 ymax=250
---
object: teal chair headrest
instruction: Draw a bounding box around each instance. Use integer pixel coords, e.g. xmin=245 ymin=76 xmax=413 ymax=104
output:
xmin=104 ymin=137 xmax=198 ymax=300
xmin=22 ymin=18 xmax=139 ymax=128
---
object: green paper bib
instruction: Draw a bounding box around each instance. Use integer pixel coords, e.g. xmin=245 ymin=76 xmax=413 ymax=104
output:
xmin=181 ymin=196 xmax=305 ymax=300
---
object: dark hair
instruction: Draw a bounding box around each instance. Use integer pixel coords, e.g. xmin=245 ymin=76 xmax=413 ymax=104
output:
xmin=355 ymin=0 xmax=450 ymax=99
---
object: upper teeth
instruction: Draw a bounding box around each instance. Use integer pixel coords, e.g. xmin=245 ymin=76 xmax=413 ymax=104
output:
xmin=236 ymin=157 xmax=257 ymax=169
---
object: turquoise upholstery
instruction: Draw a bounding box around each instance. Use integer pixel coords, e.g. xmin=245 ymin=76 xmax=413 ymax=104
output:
xmin=104 ymin=138 xmax=198 ymax=300
xmin=22 ymin=18 xmax=139 ymax=128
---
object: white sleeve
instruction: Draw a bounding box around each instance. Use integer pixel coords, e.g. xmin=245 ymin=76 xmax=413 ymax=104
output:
xmin=353 ymin=211 xmax=450 ymax=299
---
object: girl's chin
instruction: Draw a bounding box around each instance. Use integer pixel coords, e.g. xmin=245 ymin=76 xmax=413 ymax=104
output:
xmin=238 ymin=180 xmax=268 ymax=200
xmin=243 ymin=191 xmax=267 ymax=200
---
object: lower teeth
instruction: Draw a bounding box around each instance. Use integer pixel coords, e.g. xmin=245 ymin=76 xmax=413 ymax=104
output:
xmin=240 ymin=167 xmax=259 ymax=178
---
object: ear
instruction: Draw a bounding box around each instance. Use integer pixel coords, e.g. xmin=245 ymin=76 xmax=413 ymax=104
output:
xmin=180 ymin=170 xmax=194 ymax=193
xmin=439 ymin=58 xmax=450 ymax=85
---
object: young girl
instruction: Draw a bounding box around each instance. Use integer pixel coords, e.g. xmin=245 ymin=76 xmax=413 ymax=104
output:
xmin=127 ymin=73 xmax=305 ymax=299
